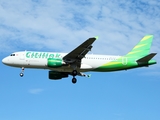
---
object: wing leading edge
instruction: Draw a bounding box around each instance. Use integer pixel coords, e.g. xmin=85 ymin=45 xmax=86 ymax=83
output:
xmin=63 ymin=36 xmax=98 ymax=65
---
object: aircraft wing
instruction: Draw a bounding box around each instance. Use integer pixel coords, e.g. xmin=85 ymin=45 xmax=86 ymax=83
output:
xmin=63 ymin=36 xmax=98 ymax=66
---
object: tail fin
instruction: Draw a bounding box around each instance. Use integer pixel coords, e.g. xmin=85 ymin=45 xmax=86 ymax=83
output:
xmin=125 ymin=35 xmax=153 ymax=57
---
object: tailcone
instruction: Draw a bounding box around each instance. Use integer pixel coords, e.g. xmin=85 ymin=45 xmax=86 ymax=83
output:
xmin=148 ymin=59 xmax=157 ymax=65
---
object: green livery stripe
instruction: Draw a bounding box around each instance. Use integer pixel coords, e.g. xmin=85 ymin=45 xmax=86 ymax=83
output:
xmin=93 ymin=57 xmax=156 ymax=72
xmin=93 ymin=57 xmax=136 ymax=72
xmin=92 ymin=35 xmax=156 ymax=72
xmin=125 ymin=35 xmax=153 ymax=57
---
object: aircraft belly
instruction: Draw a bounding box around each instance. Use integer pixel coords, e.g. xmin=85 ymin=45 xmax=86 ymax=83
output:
xmin=80 ymin=64 xmax=92 ymax=69
xmin=49 ymin=67 xmax=72 ymax=72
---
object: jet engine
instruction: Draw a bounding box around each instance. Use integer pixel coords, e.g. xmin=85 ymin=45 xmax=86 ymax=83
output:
xmin=47 ymin=58 xmax=64 ymax=68
xmin=49 ymin=71 xmax=68 ymax=80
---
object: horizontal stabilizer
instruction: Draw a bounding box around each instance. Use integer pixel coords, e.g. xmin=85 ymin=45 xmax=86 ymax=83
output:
xmin=136 ymin=53 xmax=157 ymax=63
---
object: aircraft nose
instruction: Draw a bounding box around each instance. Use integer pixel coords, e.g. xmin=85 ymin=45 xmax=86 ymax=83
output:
xmin=2 ymin=57 xmax=8 ymax=65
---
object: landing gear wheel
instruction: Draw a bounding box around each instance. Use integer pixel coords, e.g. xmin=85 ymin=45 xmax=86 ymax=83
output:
xmin=72 ymin=70 xmax=77 ymax=76
xmin=72 ymin=78 xmax=77 ymax=84
xmin=20 ymin=73 xmax=24 ymax=77
xmin=20 ymin=67 xmax=25 ymax=77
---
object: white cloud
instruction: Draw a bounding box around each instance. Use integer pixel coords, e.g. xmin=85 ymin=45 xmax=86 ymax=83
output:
xmin=28 ymin=88 xmax=44 ymax=94
xmin=0 ymin=0 xmax=160 ymax=68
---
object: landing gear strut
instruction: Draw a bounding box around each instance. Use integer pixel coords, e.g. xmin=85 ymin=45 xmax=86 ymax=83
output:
xmin=72 ymin=70 xmax=77 ymax=76
xmin=72 ymin=70 xmax=78 ymax=84
xmin=20 ymin=67 xmax=24 ymax=77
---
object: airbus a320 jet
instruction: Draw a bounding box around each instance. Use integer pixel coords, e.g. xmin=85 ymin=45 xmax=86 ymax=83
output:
xmin=2 ymin=35 xmax=157 ymax=84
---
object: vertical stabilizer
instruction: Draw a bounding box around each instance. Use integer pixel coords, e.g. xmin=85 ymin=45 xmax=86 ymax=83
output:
xmin=125 ymin=35 xmax=153 ymax=57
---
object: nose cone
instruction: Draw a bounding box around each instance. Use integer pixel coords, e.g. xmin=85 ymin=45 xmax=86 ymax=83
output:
xmin=2 ymin=57 xmax=8 ymax=65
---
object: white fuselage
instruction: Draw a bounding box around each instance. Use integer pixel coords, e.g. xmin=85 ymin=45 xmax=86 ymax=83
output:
xmin=2 ymin=51 xmax=121 ymax=72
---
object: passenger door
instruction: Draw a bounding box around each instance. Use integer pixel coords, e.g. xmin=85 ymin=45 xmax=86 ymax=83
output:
xmin=122 ymin=57 xmax=127 ymax=65
xmin=20 ymin=53 xmax=25 ymax=60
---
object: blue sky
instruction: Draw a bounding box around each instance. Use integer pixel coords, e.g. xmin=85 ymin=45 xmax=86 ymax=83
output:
xmin=0 ymin=0 xmax=160 ymax=120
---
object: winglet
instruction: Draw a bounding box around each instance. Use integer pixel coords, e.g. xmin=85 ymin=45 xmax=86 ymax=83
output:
xmin=95 ymin=36 xmax=99 ymax=40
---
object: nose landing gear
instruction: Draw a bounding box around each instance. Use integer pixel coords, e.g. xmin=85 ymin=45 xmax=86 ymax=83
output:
xmin=20 ymin=67 xmax=24 ymax=77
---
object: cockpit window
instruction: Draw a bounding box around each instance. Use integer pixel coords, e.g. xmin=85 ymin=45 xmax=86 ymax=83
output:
xmin=10 ymin=54 xmax=15 ymax=56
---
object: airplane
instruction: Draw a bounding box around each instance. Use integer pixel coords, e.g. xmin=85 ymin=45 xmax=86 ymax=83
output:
xmin=2 ymin=35 xmax=157 ymax=84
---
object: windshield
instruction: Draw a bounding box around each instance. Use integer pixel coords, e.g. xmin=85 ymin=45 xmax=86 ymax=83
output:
xmin=10 ymin=54 xmax=15 ymax=56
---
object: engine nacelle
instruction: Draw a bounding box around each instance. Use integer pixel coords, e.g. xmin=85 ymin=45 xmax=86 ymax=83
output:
xmin=49 ymin=71 xmax=68 ymax=80
xmin=47 ymin=58 xmax=63 ymax=68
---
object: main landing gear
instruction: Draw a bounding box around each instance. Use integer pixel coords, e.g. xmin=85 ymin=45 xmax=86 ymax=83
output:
xmin=72 ymin=77 xmax=77 ymax=84
xmin=72 ymin=70 xmax=77 ymax=84
xmin=20 ymin=67 xmax=24 ymax=77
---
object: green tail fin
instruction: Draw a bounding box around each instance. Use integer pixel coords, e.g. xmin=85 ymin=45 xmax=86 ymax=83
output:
xmin=125 ymin=35 xmax=154 ymax=57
